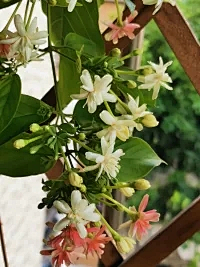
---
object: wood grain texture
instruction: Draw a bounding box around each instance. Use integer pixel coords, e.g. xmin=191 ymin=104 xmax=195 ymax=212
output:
xmin=118 ymin=197 xmax=200 ymax=267
xmin=154 ymin=3 xmax=200 ymax=94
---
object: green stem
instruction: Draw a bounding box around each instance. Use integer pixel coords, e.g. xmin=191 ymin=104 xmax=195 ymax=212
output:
xmin=2 ymin=1 xmax=22 ymax=32
xmin=52 ymin=49 xmax=76 ymax=63
xmin=104 ymin=101 xmax=114 ymax=116
xmin=95 ymin=209 xmax=121 ymax=241
xmin=71 ymin=138 xmax=96 ymax=153
xmin=115 ymin=69 xmax=138 ymax=76
xmin=47 ymin=4 xmax=63 ymax=115
xmin=24 ymin=0 xmax=30 ymax=25
xmin=106 ymin=183 xmax=129 ymax=190
xmin=26 ymin=0 xmax=36 ymax=28
xmin=58 ymin=143 xmax=71 ymax=171
xmin=114 ymin=0 xmax=123 ymax=26
xmin=100 ymin=193 xmax=137 ymax=217
xmin=109 ymin=89 xmax=130 ymax=112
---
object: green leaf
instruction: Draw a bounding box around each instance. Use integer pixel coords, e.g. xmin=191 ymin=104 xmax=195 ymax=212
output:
xmin=0 ymin=74 xmax=21 ymax=133
xmin=0 ymin=95 xmax=53 ymax=146
xmin=73 ymin=100 xmax=103 ymax=129
xmin=0 ymin=134 xmax=55 ymax=177
xmin=124 ymin=0 xmax=135 ymax=13
xmin=116 ymin=137 xmax=164 ymax=181
xmin=43 ymin=0 xmax=105 ymax=108
xmin=65 ymin=33 xmax=98 ymax=57
xmin=0 ymin=0 xmax=19 ymax=9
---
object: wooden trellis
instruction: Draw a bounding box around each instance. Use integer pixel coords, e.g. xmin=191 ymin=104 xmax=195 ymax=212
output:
xmin=44 ymin=1 xmax=200 ymax=266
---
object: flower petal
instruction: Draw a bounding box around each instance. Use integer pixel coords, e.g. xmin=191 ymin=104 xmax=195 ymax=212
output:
xmin=53 ymin=200 xmax=71 ymax=214
xmin=138 ymin=194 xmax=149 ymax=212
xmin=53 ymin=217 xmax=69 ymax=232
xmin=71 ymin=190 xmax=82 ymax=210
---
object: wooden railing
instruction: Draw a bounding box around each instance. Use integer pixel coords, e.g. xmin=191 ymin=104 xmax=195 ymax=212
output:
xmin=43 ymin=1 xmax=200 ymax=266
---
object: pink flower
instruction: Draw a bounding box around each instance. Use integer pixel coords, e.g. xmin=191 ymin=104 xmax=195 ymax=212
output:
xmin=41 ymin=226 xmax=85 ymax=267
xmin=0 ymin=43 xmax=11 ymax=58
xmin=119 ymin=194 xmax=160 ymax=241
xmin=86 ymin=226 xmax=112 ymax=258
xmin=104 ymin=12 xmax=140 ymax=44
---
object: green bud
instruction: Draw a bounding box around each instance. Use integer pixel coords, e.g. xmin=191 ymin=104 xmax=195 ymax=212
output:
xmin=127 ymin=80 xmax=137 ymax=88
xmin=130 ymin=48 xmax=143 ymax=56
xmin=110 ymin=48 xmax=121 ymax=57
xmin=14 ymin=139 xmax=27 ymax=149
xmin=142 ymin=114 xmax=159 ymax=128
xmin=101 ymin=187 xmax=107 ymax=193
xmin=69 ymin=172 xmax=83 ymax=187
xmin=142 ymin=67 xmax=153 ymax=76
xmin=132 ymin=179 xmax=151 ymax=190
xmin=104 ymin=61 xmax=108 ymax=68
xmin=94 ymin=221 xmax=102 ymax=228
xmin=78 ymin=133 xmax=86 ymax=141
xmin=79 ymin=184 xmax=87 ymax=193
xmin=30 ymin=123 xmax=42 ymax=133
xmin=116 ymin=237 xmax=135 ymax=254
xmin=30 ymin=144 xmax=43 ymax=154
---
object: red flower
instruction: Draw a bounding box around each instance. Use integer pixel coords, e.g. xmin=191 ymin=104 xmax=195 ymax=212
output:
xmin=85 ymin=226 xmax=112 ymax=258
xmin=0 ymin=44 xmax=11 ymax=58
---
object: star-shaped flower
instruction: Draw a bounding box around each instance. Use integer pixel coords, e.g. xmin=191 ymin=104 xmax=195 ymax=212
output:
xmin=53 ymin=190 xmax=100 ymax=238
xmin=104 ymin=13 xmax=140 ymax=44
xmin=119 ymin=194 xmax=160 ymax=241
xmin=71 ymin=69 xmax=116 ymax=113
xmin=138 ymin=57 xmax=173 ymax=100
xmin=96 ymin=110 xmax=135 ymax=142
xmin=0 ymin=14 xmax=48 ymax=64
xmin=84 ymin=137 xmax=124 ymax=179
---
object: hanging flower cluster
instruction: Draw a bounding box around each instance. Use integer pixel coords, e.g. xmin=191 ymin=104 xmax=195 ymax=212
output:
xmin=0 ymin=0 xmax=176 ymax=266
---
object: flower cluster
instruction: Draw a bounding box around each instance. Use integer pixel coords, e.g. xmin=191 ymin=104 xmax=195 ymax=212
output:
xmin=0 ymin=0 xmax=177 ymax=266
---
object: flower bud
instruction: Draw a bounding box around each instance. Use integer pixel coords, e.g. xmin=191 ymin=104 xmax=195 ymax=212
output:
xmin=116 ymin=237 xmax=135 ymax=254
xmin=69 ymin=172 xmax=83 ymax=187
xmin=14 ymin=139 xmax=27 ymax=149
xmin=142 ymin=67 xmax=153 ymax=76
xmin=110 ymin=48 xmax=121 ymax=57
xmin=79 ymin=184 xmax=87 ymax=193
xmin=30 ymin=144 xmax=43 ymax=154
xmin=132 ymin=179 xmax=151 ymax=190
xmin=120 ymin=187 xmax=135 ymax=197
xmin=78 ymin=133 xmax=86 ymax=141
xmin=142 ymin=114 xmax=159 ymax=128
xmin=127 ymin=80 xmax=137 ymax=88
xmin=30 ymin=123 xmax=42 ymax=132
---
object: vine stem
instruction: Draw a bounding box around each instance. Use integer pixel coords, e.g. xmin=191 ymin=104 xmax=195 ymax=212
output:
xmin=2 ymin=1 xmax=22 ymax=32
xmin=109 ymin=89 xmax=130 ymax=112
xmin=58 ymin=143 xmax=71 ymax=171
xmin=71 ymin=138 xmax=96 ymax=153
xmin=0 ymin=218 xmax=9 ymax=267
xmin=24 ymin=0 xmax=30 ymax=25
xmin=25 ymin=0 xmax=36 ymax=28
xmin=104 ymin=101 xmax=114 ymax=116
xmin=47 ymin=4 xmax=63 ymax=116
xmin=114 ymin=0 xmax=123 ymax=26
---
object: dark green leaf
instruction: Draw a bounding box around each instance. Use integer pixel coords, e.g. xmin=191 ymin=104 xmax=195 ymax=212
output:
xmin=0 ymin=95 xmax=53 ymax=145
xmin=0 ymin=0 xmax=19 ymax=9
xmin=0 ymin=74 xmax=21 ymax=133
xmin=0 ymin=134 xmax=55 ymax=177
xmin=116 ymin=137 xmax=164 ymax=181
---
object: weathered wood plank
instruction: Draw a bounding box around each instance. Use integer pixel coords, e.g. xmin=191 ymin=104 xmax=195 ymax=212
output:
xmin=118 ymin=197 xmax=200 ymax=267
xmin=154 ymin=3 xmax=200 ymax=94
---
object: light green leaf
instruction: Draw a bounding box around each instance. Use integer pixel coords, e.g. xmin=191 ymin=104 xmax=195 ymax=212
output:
xmin=0 ymin=74 xmax=21 ymax=133
xmin=0 ymin=95 xmax=53 ymax=146
xmin=0 ymin=134 xmax=55 ymax=177
xmin=116 ymin=137 xmax=164 ymax=181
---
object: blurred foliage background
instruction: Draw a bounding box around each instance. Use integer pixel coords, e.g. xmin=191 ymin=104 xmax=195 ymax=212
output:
xmin=127 ymin=0 xmax=200 ymax=266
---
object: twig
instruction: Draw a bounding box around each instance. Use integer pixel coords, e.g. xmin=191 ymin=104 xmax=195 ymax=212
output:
xmin=0 ymin=218 xmax=9 ymax=267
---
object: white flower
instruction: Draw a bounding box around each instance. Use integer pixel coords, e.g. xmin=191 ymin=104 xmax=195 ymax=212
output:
xmin=53 ymin=190 xmax=100 ymax=238
xmin=71 ymin=69 xmax=116 ymax=113
xmin=0 ymin=14 xmax=48 ymax=64
xmin=138 ymin=57 xmax=173 ymax=100
xmin=84 ymin=137 xmax=124 ymax=179
xmin=96 ymin=110 xmax=135 ymax=142
xmin=142 ymin=0 xmax=176 ymax=14
xmin=116 ymin=95 xmax=152 ymax=132
xmin=66 ymin=0 xmax=93 ymax=12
